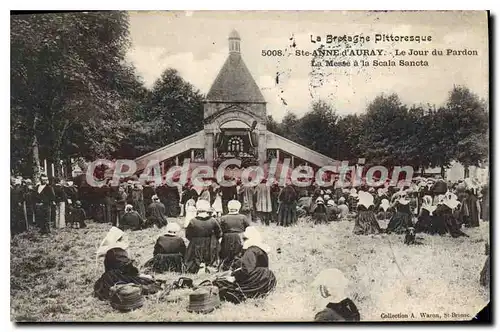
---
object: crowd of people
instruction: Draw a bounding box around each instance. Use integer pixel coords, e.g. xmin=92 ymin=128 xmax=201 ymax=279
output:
xmin=94 ymin=198 xmax=277 ymax=307
xmin=11 ymin=172 xmax=489 ymax=320
xmin=302 ymin=175 xmax=489 ymax=238
xmin=11 ymin=173 xmax=489 ymax=239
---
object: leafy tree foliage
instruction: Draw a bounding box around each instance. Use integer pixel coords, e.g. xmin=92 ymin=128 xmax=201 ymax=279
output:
xmin=11 ymin=12 xmax=488 ymax=179
xmin=270 ymin=88 xmax=488 ymax=173
xmin=11 ymin=12 xmax=132 ymax=178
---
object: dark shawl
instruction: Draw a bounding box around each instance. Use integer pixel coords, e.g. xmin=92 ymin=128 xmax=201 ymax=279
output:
xmin=214 ymin=246 xmax=277 ymax=304
xmin=314 ymin=299 xmax=360 ymax=322
xmin=94 ymin=248 xmax=160 ymax=300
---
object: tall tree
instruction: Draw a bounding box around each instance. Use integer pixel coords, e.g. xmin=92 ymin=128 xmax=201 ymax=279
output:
xmin=335 ymin=114 xmax=363 ymax=163
xmin=359 ymin=94 xmax=404 ymax=168
xmin=11 ymin=12 xmax=133 ymax=178
xmin=140 ymin=68 xmax=204 ymax=151
xmin=279 ymin=112 xmax=300 ymax=143
xmin=445 ymin=86 xmax=489 ymax=175
xmin=266 ymin=115 xmax=282 ymax=135
xmin=295 ymin=100 xmax=339 ymax=158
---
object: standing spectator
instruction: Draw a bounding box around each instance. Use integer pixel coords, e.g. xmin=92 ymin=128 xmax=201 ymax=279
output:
xmin=142 ymin=181 xmax=156 ymax=211
xmin=180 ymin=183 xmax=198 ymax=216
xmin=23 ymin=179 xmax=36 ymax=227
xmin=63 ymin=180 xmax=78 ymax=226
xmin=481 ymin=183 xmax=489 ymax=222
xmin=220 ymin=176 xmax=237 ymax=215
xmin=255 ymin=179 xmax=272 ymax=225
xmin=102 ymin=183 xmax=114 ymax=225
xmin=34 ymin=174 xmax=55 ymax=235
xmin=132 ymin=182 xmax=146 ymax=219
xmin=276 ymin=182 xmax=298 ymax=227
xmin=113 ymin=186 xmax=128 ymax=227
xmin=11 ymin=177 xmax=25 ymax=235
xmin=54 ymin=179 xmax=67 ymax=229
xmin=239 ymin=181 xmax=256 ymax=222
xmin=164 ymin=183 xmax=181 ymax=217
xmin=71 ymin=200 xmax=87 ymax=228
xmin=270 ymin=180 xmax=281 ymax=223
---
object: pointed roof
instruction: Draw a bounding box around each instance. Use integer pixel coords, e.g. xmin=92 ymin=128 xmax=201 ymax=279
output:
xmin=206 ymin=31 xmax=265 ymax=103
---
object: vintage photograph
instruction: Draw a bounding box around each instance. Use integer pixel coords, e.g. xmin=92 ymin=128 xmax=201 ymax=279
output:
xmin=10 ymin=10 xmax=490 ymax=322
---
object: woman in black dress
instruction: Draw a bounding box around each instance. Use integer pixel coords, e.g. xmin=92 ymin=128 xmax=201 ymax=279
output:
xmin=144 ymin=222 xmax=186 ymax=273
xmin=219 ymin=200 xmax=249 ymax=271
xmin=184 ymin=200 xmax=222 ymax=273
xmin=432 ymin=195 xmax=469 ymax=238
xmin=353 ymin=192 xmax=381 ymax=235
xmin=214 ymin=226 xmax=277 ymax=304
xmin=386 ymin=192 xmax=413 ymax=234
xmin=311 ymin=268 xmax=360 ymax=322
xmin=94 ymin=248 xmax=161 ymax=301
xmin=414 ymin=195 xmax=437 ymax=234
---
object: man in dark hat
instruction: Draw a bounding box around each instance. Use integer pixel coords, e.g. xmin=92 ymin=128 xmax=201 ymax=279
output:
xmin=11 ymin=176 xmax=25 ymax=235
xmin=34 ymin=174 xmax=56 ymax=234
xmin=220 ymin=175 xmax=237 ymax=215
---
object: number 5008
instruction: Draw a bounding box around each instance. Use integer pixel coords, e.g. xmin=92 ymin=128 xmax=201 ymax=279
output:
xmin=261 ymin=50 xmax=283 ymax=56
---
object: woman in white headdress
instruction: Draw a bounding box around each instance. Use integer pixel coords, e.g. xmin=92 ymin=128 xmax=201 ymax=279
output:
xmin=183 ymin=198 xmax=197 ymax=228
xmin=312 ymin=197 xmax=328 ymax=224
xmin=119 ymin=204 xmax=143 ymax=231
xmin=386 ymin=191 xmax=413 ymax=234
xmin=311 ymin=268 xmax=360 ymax=321
xmin=353 ymin=192 xmax=381 ymax=235
xmin=143 ymin=222 xmax=186 ymax=273
xmin=213 ymin=226 xmax=276 ymax=304
xmin=184 ymin=200 xmax=222 ymax=273
xmin=433 ymin=193 xmax=469 ymax=238
xmin=414 ymin=195 xmax=437 ymax=234
xmin=218 ymin=200 xmax=250 ymax=270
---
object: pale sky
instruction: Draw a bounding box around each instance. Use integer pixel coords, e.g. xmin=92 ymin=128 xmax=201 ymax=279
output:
xmin=126 ymin=11 xmax=489 ymax=121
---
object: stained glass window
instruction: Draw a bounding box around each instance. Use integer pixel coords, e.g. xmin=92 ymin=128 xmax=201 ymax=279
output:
xmin=228 ymin=136 xmax=243 ymax=152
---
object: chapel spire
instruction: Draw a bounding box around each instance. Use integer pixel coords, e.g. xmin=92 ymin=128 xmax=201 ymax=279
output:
xmin=228 ymin=29 xmax=241 ymax=54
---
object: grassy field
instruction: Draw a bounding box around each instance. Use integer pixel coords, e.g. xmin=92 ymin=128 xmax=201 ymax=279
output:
xmin=11 ymin=217 xmax=489 ymax=322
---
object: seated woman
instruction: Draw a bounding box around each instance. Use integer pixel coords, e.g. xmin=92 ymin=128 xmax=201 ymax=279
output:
xmin=326 ymin=200 xmax=339 ymax=222
xmin=94 ymin=247 xmax=161 ymax=301
xmin=120 ymin=204 xmax=143 ymax=231
xmin=219 ymin=200 xmax=249 ymax=271
xmin=145 ymin=195 xmax=167 ymax=228
xmin=414 ymin=195 xmax=437 ymax=234
xmin=311 ymin=197 xmax=328 ymax=224
xmin=184 ymin=200 xmax=223 ymax=273
xmin=353 ymin=192 xmax=381 ymax=235
xmin=433 ymin=194 xmax=469 ymax=238
xmin=337 ymin=197 xmax=350 ymax=219
xmin=214 ymin=226 xmax=277 ymax=304
xmin=143 ymin=222 xmax=186 ymax=273
xmin=311 ymin=268 xmax=360 ymax=322
xmin=386 ymin=192 xmax=413 ymax=234
xmin=376 ymin=198 xmax=391 ymax=220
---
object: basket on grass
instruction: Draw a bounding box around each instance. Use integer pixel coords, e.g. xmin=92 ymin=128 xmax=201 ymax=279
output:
xmin=186 ymin=284 xmax=220 ymax=314
xmin=109 ymin=283 xmax=144 ymax=312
